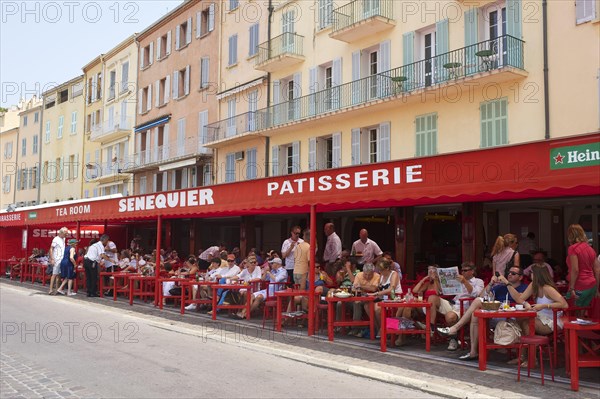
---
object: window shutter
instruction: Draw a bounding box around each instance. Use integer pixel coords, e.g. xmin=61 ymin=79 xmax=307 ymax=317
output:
xmin=139 ymin=46 xmax=145 ymax=69
xmin=203 ymin=163 xmax=212 ymax=186
xmin=196 ymin=12 xmax=202 ymax=38
xmin=162 ymin=171 xmax=168 ymax=191
xmin=149 ymin=42 xmax=154 ymax=65
xmin=138 ymin=89 xmax=143 ymax=114
xmin=176 ymin=25 xmax=181 ymax=49
xmin=292 ymin=72 xmax=301 ymax=119
xmin=108 ymin=106 xmax=114 ymax=129
xmin=164 ymin=75 xmax=170 ymax=103
xmin=186 ymin=17 xmax=192 ymax=44
xmin=208 ymin=3 xmax=215 ymax=31
xmin=576 ymin=0 xmax=596 ymax=23
xmin=177 ymin=118 xmax=185 ymax=156
xmin=273 ymin=80 xmax=280 ymax=104
xmin=74 ymin=154 xmax=79 ymax=178
xmin=121 ymin=62 xmax=129 ymax=92
xmin=332 ymin=57 xmax=342 ymax=109
xmin=308 ymin=137 xmax=316 ymax=171
xmin=166 ymin=31 xmax=172 ymax=54
xmin=352 ymin=51 xmax=361 ymax=104
xmin=309 ymin=67 xmax=317 ymax=116
xmin=198 ymin=110 xmax=208 ymax=144
xmin=506 ymin=0 xmax=522 ymax=39
xmin=155 ymin=80 xmax=160 ymax=107
xmin=184 ymin=65 xmax=190 ymax=96
xmin=201 ymin=58 xmax=209 ymax=88
xmin=351 ymin=128 xmax=361 ymax=165
xmin=16 ymin=168 xmax=21 ymax=190
xmin=436 ymin=19 xmax=449 ymax=81
xmin=91 ymin=74 xmax=97 ymax=102
xmin=120 ymin=100 xmax=127 ymax=126
xmin=402 ymin=31 xmax=415 ymax=86
xmin=379 ymin=40 xmax=391 ymax=96
xmin=153 ymin=174 xmax=158 ymax=192
xmin=464 ymin=9 xmax=479 ymax=75
xmin=378 ymin=122 xmax=391 ymax=162
xmin=156 ymin=37 xmax=161 ymax=60
xmin=292 ymin=141 xmax=300 ymax=174
xmin=172 ymin=71 xmax=179 ymax=99
xmin=332 ymin=132 xmax=341 ymax=168
xmin=271 ymin=146 xmax=279 ymax=176
xmin=147 ymin=84 xmax=152 ymax=112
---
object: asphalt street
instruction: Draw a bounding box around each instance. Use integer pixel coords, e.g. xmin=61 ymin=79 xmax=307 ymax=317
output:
xmin=0 ymin=284 xmax=439 ymax=399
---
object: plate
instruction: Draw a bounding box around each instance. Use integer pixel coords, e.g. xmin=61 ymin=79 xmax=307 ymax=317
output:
xmin=334 ymin=293 xmax=352 ymax=298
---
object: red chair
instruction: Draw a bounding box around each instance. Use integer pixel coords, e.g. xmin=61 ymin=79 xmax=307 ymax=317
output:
xmin=517 ymin=335 xmax=554 ymax=385
xmin=459 ymin=297 xmax=474 ymax=349
xmin=30 ymin=262 xmax=48 ymax=285
xmin=262 ymin=282 xmax=288 ymax=329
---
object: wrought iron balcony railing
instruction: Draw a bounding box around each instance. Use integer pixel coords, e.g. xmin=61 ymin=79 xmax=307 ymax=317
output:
xmin=331 ymin=0 xmax=394 ymax=34
xmin=256 ymin=32 xmax=304 ymax=66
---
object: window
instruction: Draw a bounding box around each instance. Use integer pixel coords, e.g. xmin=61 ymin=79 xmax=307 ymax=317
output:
xmin=4 ymin=141 xmax=13 ymax=159
xmin=57 ymin=116 xmax=64 ymax=139
xmin=34 ymin=112 xmax=39 ymax=123
xmin=248 ymin=90 xmax=258 ymax=131
xmin=309 ymin=133 xmax=341 ymax=171
xmin=271 ymin=142 xmax=300 ymax=176
xmin=158 ymin=31 xmax=172 ymax=59
xmin=225 ymin=153 xmax=235 ymax=182
xmin=203 ymin=163 xmax=212 ymax=186
xmin=249 ymin=23 xmax=259 ymax=57
xmin=282 ymin=10 xmax=295 ymax=52
xmin=576 ymin=0 xmax=596 ymax=24
xmin=87 ymin=77 xmax=93 ymax=104
xmin=172 ymin=66 xmax=190 ymax=100
xmin=45 ymin=97 xmax=55 ymax=109
xmin=31 ymin=166 xmax=38 ymax=189
xmin=108 ymin=70 xmax=116 ymax=99
xmin=227 ymin=99 xmax=236 ymax=137
xmin=176 ymin=18 xmax=192 ymax=50
xmin=140 ymin=42 xmax=154 ymax=69
xmin=198 ymin=110 xmax=208 ymax=145
xmin=319 ymin=0 xmax=333 ymax=29
xmin=228 ymin=34 xmax=238 ymax=66
xmin=139 ymin=176 xmax=147 ymax=194
xmin=200 ymin=57 xmax=210 ymax=88
xmin=157 ymin=76 xmax=170 ymax=106
xmin=72 ymin=81 xmax=84 ymax=98
xmin=140 ymin=85 xmax=151 ymax=113
xmin=70 ymin=111 xmax=77 ymax=134
xmin=177 ymin=118 xmax=186 ymax=157
xmin=23 ymin=115 xmax=28 ymax=126
xmin=121 ymin=62 xmax=129 ymax=92
xmin=32 ymin=135 xmax=38 ymax=154
xmin=58 ymin=89 xmax=68 ymax=104
xmin=198 ymin=4 xmax=215 ymax=37
xmin=480 ymin=98 xmax=508 ymax=148
xmin=351 ymin=122 xmax=391 ymax=165
xmin=230 ymin=0 xmax=239 ymax=10
xmin=416 ymin=113 xmax=437 ymax=156
xmin=45 ymin=121 xmax=51 ymax=142
xmin=21 ymin=138 xmax=26 ymax=156
xmin=246 ymin=148 xmax=257 ymax=179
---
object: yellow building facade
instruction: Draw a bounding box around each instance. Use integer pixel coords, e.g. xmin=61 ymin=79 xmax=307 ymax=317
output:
xmin=1 ymin=127 xmax=19 ymax=209
xmin=14 ymin=98 xmax=43 ymax=207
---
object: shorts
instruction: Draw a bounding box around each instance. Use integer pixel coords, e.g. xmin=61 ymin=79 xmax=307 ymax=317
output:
xmin=438 ymin=298 xmax=459 ymax=317
xmin=293 ymin=273 xmax=307 ymax=285
xmin=537 ymin=311 xmax=563 ymax=331
xmin=52 ymin=262 xmax=61 ymax=275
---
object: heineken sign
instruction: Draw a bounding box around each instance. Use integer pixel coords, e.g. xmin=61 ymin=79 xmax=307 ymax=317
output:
xmin=550 ymin=142 xmax=600 ymax=170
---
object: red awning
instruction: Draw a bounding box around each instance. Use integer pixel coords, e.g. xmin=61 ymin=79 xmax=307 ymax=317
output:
xmin=2 ymin=133 xmax=599 ymax=227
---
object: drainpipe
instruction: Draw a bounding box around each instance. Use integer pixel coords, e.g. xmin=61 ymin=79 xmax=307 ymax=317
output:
xmin=265 ymin=0 xmax=274 ymax=177
xmin=13 ymin=126 xmax=20 ymax=205
xmin=542 ymin=0 xmax=550 ymax=140
xmin=37 ymin=101 xmax=45 ymax=204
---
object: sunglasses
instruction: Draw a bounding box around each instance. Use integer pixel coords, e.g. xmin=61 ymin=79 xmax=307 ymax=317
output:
xmin=508 ymin=271 xmax=522 ymax=276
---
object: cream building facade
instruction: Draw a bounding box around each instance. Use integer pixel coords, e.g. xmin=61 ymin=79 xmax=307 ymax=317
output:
xmin=1 ymin=127 xmax=19 ymax=209
xmin=39 ymin=76 xmax=86 ymax=204
xmin=14 ymin=97 xmax=43 ymax=207
xmin=82 ymin=57 xmax=105 ymax=199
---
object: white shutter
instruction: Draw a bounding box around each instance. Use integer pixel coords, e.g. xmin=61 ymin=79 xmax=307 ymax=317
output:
xmin=576 ymin=0 xmax=596 ymax=23
xmin=351 ymin=128 xmax=361 ymax=165
xmin=162 ymin=124 xmax=170 ymax=160
xmin=352 ymin=51 xmax=360 ymax=104
xmin=147 ymin=84 xmax=152 ymax=112
xmin=172 ymin=71 xmax=179 ymax=99
xmin=379 ymin=40 xmax=391 ymax=96
xmin=166 ymin=31 xmax=172 ymax=54
xmin=153 ymin=174 xmax=158 ymax=191
xmin=74 ymin=154 xmax=79 ymax=178
xmin=16 ymin=168 xmax=20 ymax=190
xmin=162 ymin=171 xmax=168 ymax=191
xmin=148 ymin=42 xmax=154 ymax=65
xmin=292 ymin=72 xmax=301 ymax=119
xmin=196 ymin=12 xmax=202 ymax=38
xmin=309 ymin=67 xmax=317 ymax=116
xmin=139 ymin=46 xmax=145 ymax=69
xmin=332 ymin=132 xmax=341 ymax=168
xmin=291 ymin=141 xmax=300 ymax=174
xmin=332 ymin=57 xmax=342 ymax=108
xmin=198 ymin=110 xmax=208 ymax=144
xmin=377 ymin=122 xmax=391 ymax=162
xmin=164 ymin=75 xmax=170 ymax=103
xmin=271 ymin=146 xmax=279 ymax=176
xmin=208 ymin=4 xmax=215 ymax=31
xmin=186 ymin=17 xmax=192 ymax=44
xmin=201 ymin=58 xmax=209 ymax=88
xmin=156 ymin=37 xmax=161 ymax=60
xmin=108 ymin=106 xmax=114 ymax=128
xmin=175 ymin=25 xmax=181 ymax=50
xmin=273 ymin=80 xmax=280 ymax=104
xmin=138 ymin=89 xmax=143 ymax=114
xmin=308 ymin=137 xmax=316 ymax=171
xmin=184 ymin=65 xmax=190 ymax=96
xmin=177 ymin=118 xmax=185 ymax=156
xmin=155 ymin=80 xmax=160 ymax=107
xmin=91 ymin=74 xmax=97 ymax=102
xmin=120 ymin=100 xmax=127 ymax=126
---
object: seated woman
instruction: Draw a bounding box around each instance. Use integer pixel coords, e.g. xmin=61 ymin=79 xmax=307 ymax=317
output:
xmin=118 ymin=249 xmax=134 ymax=272
xmin=364 ymin=259 xmax=402 ymax=337
xmin=293 ymin=263 xmax=333 ymax=313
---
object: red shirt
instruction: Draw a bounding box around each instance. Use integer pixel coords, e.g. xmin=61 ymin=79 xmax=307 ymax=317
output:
xmin=567 ymin=242 xmax=597 ymax=290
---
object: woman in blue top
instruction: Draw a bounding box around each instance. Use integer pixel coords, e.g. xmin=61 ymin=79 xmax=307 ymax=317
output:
xmin=57 ymin=239 xmax=78 ymax=296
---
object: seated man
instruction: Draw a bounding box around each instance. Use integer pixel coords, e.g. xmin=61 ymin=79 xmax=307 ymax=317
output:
xmin=437 ymin=265 xmax=528 ymax=360
xmin=219 ymin=255 xmax=262 ymax=308
xmin=186 ymin=257 xmax=225 ymax=310
xmin=349 ymin=262 xmax=380 ymax=337
xmin=294 ymin=263 xmax=333 ymax=313
xmin=522 ymin=251 xmax=553 ymax=279
xmin=428 ymin=261 xmax=484 ymax=351
xmin=237 ymin=257 xmax=287 ymax=319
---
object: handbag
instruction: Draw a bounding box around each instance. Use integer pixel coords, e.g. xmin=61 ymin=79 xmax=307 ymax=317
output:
xmin=46 ymin=264 xmax=53 ymax=275
xmin=169 ymin=286 xmax=182 ymax=296
xmin=504 ymin=250 xmax=517 ymax=278
xmin=493 ymin=320 xmax=522 ymax=345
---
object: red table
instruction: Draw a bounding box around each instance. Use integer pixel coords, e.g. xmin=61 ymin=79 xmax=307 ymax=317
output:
xmin=563 ymin=318 xmax=600 ymax=391
xmin=180 ymin=280 xmax=216 ymax=314
xmin=128 ymin=275 xmax=157 ymax=305
xmin=475 ymin=309 xmax=536 ymax=371
xmin=326 ymin=295 xmax=376 ymax=342
xmin=157 ymin=277 xmax=189 ymax=309
xmin=275 ymin=289 xmax=309 ymax=332
xmin=380 ymin=300 xmax=432 ymax=352
xmin=211 ymin=284 xmax=253 ymax=320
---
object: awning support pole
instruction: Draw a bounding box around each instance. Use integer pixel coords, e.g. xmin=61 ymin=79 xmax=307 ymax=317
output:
xmin=154 ymin=215 xmax=162 ymax=306
xmin=308 ymin=205 xmax=316 ymax=336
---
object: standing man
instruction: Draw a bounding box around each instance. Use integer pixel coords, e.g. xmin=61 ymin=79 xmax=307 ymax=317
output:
xmin=323 ymin=223 xmax=342 ymax=277
xmin=84 ymin=234 xmax=110 ymax=297
xmin=351 ymin=229 xmax=383 ymax=265
xmin=48 ymin=227 xmax=68 ymax=295
xmin=103 ymin=239 xmax=118 ymax=272
xmin=198 ymin=244 xmax=223 ymax=269
xmin=281 ymin=226 xmax=304 ymax=281
xmin=518 ymin=232 xmax=537 ymax=268
xmin=294 ymin=229 xmax=311 ymax=289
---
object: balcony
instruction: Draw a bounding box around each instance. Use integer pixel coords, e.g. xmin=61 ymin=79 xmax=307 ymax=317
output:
xmin=255 ymin=32 xmax=305 ymax=73
xmin=123 ymin=136 xmax=211 ymax=173
xmin=85 ymin=159 xmax=132 ymax=183
xmin=90 ymin=116 xmax=134 ymax=143
xmin=330 ymin=0 xmax=395 ymax=42
xmin=206 ymin=35 xmax=525 ymax=145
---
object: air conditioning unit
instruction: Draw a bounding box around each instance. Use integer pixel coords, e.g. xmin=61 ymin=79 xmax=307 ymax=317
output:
xmin=30 ymin=200 xmax=37 ymax=206
xmin=235 ymin=151 xmax=244 ymax=161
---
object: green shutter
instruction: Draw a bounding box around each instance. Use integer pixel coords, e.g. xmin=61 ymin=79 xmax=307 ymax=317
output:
xmin=436 ymin=19 xmax=449 ymax=81
xmin=402 ymin=31 xmax=415 ymax=89
xmin=480 ymin=99 xmax=508 ymax=148
xmin=464 ymin=8 xmax=479 ymax=75
xmin=506 ymin=0 xmax=522 ymax=39
xmin=416 ymin=113 xmax=437 ymax=156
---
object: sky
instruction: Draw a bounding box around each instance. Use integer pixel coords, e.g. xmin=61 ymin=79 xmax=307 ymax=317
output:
xmin=1 ymin=0 xmax=185 ymax=107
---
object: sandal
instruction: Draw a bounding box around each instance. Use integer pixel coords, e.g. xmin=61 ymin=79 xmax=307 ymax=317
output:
xmin=458 ymin=353 xmax=478 ymax=361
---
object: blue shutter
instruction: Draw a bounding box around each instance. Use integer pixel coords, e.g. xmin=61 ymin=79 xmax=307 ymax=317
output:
xmin=464 ymin=9 xmax=479 ymax=75
xmin=506 ymin=0 xmax=522 ymax=39
xmin=402 ymin=32 xmax=415 ymax=90
xmin=436 ymin=19 xmax=449 ymax=81
xmin=309 ymin=67 xmax=317 ymax=116
xmin=351 ymin=51 xmax=361 ymax=104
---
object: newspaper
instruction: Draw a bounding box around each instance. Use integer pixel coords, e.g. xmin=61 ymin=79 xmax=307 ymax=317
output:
xmin=437 ymin=266 xmax=465 ymax=296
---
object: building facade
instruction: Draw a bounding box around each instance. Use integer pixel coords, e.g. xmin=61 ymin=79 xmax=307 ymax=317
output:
xmin=39 ymin=76 xmax=86 ymax=204
xmin=1 ymin=127 xmax=19 ymax=209
xmin=14 ymin=97 xmax=43 ymax=207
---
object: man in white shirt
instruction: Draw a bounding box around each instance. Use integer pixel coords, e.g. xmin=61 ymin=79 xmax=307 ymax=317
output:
xmin=351 ymin=229 xmax=383 ymax=264
xmin=84 ymin=235 xmax=110 ymax=297
xmin=281 ymin=226 xmax=304 ymax=279
xmin=238 ymin=258 xmax=288 ymax=319
xmin=48 ymin=227 xmax=68 ymax=295
xmin=323 ymin=223 xmax=342 ymax=276
xmin=208 ymin=254 xmax=242 ymax=315
xmin=429 ymin=262 xmax=484 ymax=351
